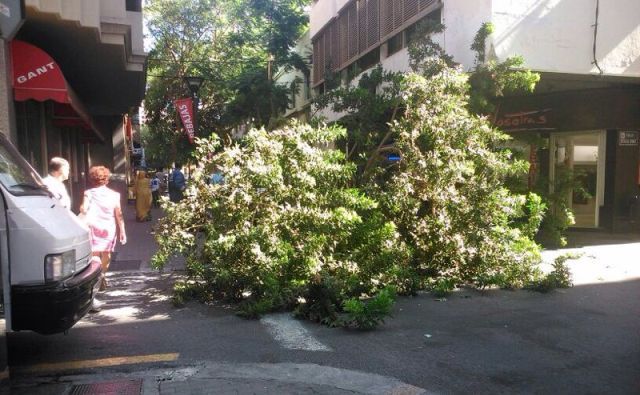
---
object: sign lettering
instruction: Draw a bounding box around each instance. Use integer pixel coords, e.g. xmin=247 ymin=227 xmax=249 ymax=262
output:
xmin=619 ymin=131 xmax=638 ymax=146
xmin=174 ymin=98 xmax=195 ymax=143
xmin=495 ymin=109 xmax=552 ymax=131
xmin=15 ymin=62 xmax=56 ymax=84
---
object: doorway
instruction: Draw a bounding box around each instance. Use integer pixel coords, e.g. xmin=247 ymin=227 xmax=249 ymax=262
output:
xmin=550 ymin=131 xmax=606 ymax=228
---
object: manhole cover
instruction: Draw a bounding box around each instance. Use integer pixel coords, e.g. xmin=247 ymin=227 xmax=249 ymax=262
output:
xmin=110 ymin=260 xmax=141 ymax=271
xmin=70 ymin=379 xmax=142 ymax=394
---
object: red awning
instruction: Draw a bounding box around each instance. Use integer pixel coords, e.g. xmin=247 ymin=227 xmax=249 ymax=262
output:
xmin=10 ymin=40 xmax=104 ymax=141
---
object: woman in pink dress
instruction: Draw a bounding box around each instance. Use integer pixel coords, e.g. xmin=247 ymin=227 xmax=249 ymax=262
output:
xmin=80 ymin=166 xmax=127 ymax=293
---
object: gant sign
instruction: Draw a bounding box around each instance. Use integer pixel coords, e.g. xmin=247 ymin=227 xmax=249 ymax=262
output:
xmin=15 ymin=62 xmax=56 ymax=84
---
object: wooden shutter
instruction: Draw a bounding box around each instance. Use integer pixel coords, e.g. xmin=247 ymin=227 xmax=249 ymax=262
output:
xmin=347 ymin=2 xmax=358 ymax=61
xmin=367 ymin=0 xmax=379 ymax=49
xmin=380 ymin=0 xmax=393 ymax=40
xmin=312 ymin=32 xmax=326 ymax=85
xmin=338 ymin=12 xmax=349 ymax=68
xmin=358 ymin=0 xmax=368 ymax=53
xmin=332 ymin=22 xmax=340 ymax=71
xmin=392 ymin=0 xmax=404 ymax=31
xmin=419 ymin=0 xmax=437 ymax=11
xmin=404 ymin=0 xmax=419 ymax=22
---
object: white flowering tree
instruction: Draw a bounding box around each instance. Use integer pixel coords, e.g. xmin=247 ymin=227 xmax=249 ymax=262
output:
xmin=153 ymin=123 xmax=409 ymax=326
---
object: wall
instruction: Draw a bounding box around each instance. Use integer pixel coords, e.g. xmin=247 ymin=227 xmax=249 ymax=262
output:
xmin=490 ymin=0 xmax=640 ymax=77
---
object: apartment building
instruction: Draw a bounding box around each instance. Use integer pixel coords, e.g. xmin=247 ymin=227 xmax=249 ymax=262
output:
xmin=306 ymin=0 xmax=640 ymax=232
xmin=0 ymin=0 xmax=147 ymax=210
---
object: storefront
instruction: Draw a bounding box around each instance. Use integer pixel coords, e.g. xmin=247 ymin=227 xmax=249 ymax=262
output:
xmin=9 ymin=40 xmax=104 ymax=211
xmin=495 ymin=86 xmax=640 ymax=232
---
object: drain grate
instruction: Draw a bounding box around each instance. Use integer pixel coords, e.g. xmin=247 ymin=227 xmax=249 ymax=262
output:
xmin=69 ymin=379 xmax=142 ymax=394
xmin=110 ymin=259 xmax=142 ymax=272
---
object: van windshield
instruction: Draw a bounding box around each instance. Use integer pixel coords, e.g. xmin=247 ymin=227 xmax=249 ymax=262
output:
xmin=0 ymin=139 xmax=49 ymax=197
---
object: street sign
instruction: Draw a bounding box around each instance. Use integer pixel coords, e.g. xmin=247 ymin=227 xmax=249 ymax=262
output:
xmin=0 ymin=0 xmax=24 ymax=40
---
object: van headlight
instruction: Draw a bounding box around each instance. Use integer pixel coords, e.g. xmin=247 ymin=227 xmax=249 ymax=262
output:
xmin=45 ymin=250 xmax=76 ymax=282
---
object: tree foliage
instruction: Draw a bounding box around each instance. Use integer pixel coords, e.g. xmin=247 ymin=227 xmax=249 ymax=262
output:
xmin=153 ymin=123 xmax=409 ymax=328
xmin=143 ymin=0 xmax=310 ymax=167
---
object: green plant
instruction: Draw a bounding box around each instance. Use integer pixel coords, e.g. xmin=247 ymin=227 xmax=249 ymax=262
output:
xmin=341 ymin=287 xmax=396 ymax=330
xmin=527 ymin=253 xmax=577 ymax=292
xmin=430 ymin=278 xmax=457 ymax=297
xmin=153 ymin=122 xmax=408 ymax=327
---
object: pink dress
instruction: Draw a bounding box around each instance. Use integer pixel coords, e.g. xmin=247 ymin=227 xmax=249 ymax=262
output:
xmin=84 ymin=186 xmax=121 ymax=252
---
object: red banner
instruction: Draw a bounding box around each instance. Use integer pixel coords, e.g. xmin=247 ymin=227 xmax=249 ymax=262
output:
xmin=174 ymin=98 xmax=195 ymax=143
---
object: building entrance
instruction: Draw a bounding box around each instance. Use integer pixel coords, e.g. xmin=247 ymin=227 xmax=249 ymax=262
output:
xmin=550 ymin=131 xmax=606 ymax=228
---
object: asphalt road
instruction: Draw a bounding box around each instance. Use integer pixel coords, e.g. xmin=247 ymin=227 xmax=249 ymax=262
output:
xmin=6 ymin=209 xmax=640 ymax=394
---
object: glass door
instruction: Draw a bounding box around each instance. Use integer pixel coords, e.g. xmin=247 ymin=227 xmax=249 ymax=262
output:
xmin=550 ymin=131 xmax=606 ymax=228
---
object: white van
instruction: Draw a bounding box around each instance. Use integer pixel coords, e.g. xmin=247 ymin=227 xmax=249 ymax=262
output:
xmin=0 ymin=133 xmax=100 ymax=334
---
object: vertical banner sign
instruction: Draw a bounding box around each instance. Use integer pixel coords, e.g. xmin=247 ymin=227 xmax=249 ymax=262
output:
xmin=174 ymin=98 xmax=195 ymax=144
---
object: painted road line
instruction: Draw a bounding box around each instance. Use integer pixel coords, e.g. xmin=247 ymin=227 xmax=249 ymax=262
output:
xmin=261 ymin=313 xmax=332 ymax=351
xmin=12 ymin=353 xmax=180 ymax=374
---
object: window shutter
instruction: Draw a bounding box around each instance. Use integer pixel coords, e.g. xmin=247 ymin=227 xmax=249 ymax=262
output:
xmin=347 ymin=2 xmax=359 ymax=61
xmin=338 ymin=12 xmax=349 ymax=68
xmin=329 ymin=22 xmax=340 ymax=71
xmin=312 ymin=37 xmax=320 ymax=84
xmin=314 ymin=33 xmax=326 ymax=84
xmin=392 ymin=0 xmax=404 ymax=31
xmin=404 ymin=0 xmax=419 ymax=22
xmin=358 ymin=0 xmax=368 ymax=53
xmin=380 ymin=0 xmax=394 ymax=38
xmin=419 ymin=0 xmax=437 ymax=11
xmin=367 ymin=0 xmax=379 ymax=49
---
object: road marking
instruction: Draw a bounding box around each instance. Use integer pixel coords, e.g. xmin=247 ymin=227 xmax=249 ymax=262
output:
xmin=12 ymin=352 xmax=179 ymax=374
xmin=261 ymin=313 xmax=332 ymax=351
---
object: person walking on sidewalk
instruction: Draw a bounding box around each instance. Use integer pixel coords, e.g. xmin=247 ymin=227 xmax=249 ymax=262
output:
xmin=135 ymin=170 xmax=152 ymax=221
xmin=80 ymin=166 xmax=127 ymax=311
xmin=42 ymin=157 xmax=72 ymax=210
xmin=150 ymin=172 xmax=161 ymax=208
xmin=169 ymin=164 xmax=186 ymax=202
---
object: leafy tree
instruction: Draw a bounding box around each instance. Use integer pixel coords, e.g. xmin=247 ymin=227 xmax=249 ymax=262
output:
xmin=152 ymin=123 xmax=410 ymax=328
xmin=143 ymin=0 xmax=310 ymax=167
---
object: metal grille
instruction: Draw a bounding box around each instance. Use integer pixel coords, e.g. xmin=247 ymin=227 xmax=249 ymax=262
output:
xmin=70 ymin=379 xmax=142 ymax=395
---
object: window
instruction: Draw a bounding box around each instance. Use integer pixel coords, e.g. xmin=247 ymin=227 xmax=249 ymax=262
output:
xmin=387 ymin=32 xmax=403 ymax=56
xmin=358 ymin=47 xmax=380 ymax=72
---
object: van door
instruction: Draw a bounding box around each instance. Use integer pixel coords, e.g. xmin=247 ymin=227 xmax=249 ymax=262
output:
xmin=0 ymin=185 xmax=10 ymax=331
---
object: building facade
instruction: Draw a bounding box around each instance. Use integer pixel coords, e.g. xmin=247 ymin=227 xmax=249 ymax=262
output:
xmin=307 ymin=0 xmax=640 ymax=232
xmin=0 ymin=0 xmax=147 ymax=210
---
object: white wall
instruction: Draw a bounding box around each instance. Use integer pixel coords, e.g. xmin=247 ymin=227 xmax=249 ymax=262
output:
xmin=490 ymin=0 xmax=640 ymax=77
xmin=443 ymin=0 xmax=493 ymax=70
xmin=311 ymin=0 xmax=350 ymax=38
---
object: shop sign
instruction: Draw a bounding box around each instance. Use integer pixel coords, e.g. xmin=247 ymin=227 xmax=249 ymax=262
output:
xmin=618 ymin=131 xmax=638 ymax=146
xmin=494 ymin=109 xmax=552 ymax=131
xmin=174 ymin=98 xmax=195 ymax=144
